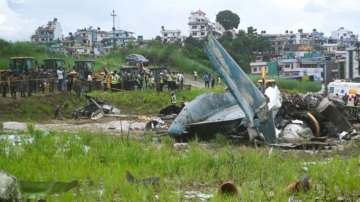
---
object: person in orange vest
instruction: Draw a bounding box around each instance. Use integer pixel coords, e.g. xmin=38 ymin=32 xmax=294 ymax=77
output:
xmin=107 ymin=71 xmax=113 ymax=92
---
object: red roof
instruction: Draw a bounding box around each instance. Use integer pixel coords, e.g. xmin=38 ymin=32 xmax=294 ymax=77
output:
xmin=194 ymin=9 xmax=205 ymax=15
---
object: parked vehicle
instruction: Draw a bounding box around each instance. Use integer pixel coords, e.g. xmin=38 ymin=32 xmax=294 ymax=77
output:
xmin=42 ymin=58 xmax=65 ymax=72
xmin=124 ymin=54 xmax=149 ymax=66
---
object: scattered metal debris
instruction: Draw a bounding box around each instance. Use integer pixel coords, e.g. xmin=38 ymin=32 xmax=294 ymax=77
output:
xmin=0 ymin=170 xmax=79 ymax=201
xmin=125 ymin=170 xmax=160 ymax=186
xmin=281 ymin=176 xmax=311 ymax=195
xmin=55 ymin=95 xmax=121 ymax=121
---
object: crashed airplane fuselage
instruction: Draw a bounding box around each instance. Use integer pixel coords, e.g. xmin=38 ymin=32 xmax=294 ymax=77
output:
xmin=168 ymin=34 xmax=277 ymax=143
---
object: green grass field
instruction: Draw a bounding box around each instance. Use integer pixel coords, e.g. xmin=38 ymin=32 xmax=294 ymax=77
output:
xmin=1 ymin=128 xmax=359 ymax=201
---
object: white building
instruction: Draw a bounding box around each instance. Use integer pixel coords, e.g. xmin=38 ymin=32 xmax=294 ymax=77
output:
xmin=30 ymin=18 xmax=63 ymax=44
xmin=332 ymin=27 xmax=356 ymax=40
xmin=188 ymin=9 xmax=209 ymax=40
xmin=160 ymin=26 xmax=184 ymax=43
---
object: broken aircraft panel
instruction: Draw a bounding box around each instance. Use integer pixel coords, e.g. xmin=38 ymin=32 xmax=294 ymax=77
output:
xmin=168 ymin=92 xmax=245 ymax=141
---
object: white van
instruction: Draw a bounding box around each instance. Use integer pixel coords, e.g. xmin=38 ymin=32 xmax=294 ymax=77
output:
xmin=328 ymin=80 xmax=360 ymax=106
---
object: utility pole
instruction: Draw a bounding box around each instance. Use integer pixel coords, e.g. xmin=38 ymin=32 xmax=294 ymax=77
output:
xmin=111 ymin=10 xmax=116 ymax=50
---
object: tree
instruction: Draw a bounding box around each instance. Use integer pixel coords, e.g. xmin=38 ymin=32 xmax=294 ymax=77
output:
xmin=216 ymin=10 xmax=240 ymax=31
xmin=154 ymin=36 xmax=162 ymax=42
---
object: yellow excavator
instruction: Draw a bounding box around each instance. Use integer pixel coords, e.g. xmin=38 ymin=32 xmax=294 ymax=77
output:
xmin=257 ymin=66 xmax=276 ymax=92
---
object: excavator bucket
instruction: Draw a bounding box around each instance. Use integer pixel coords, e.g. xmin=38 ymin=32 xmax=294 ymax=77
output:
xmin=205 ymin=34 xmax=276 ymax=143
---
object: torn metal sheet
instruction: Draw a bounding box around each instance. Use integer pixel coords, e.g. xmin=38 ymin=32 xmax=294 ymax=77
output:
xmin=205 ymin=34 xmax=276 ymax=143
xmin=168 ymin=92 xmax=245 ymax=140
xmin=71 ymin=95 xmax=121 ymax=120
xmin=254 ymin=141 xmax=335 ymax=150
xmin=0 ymin=170 xmax=79 ymax=201
xmin=315 ymin=97 xmax=352 ymax=132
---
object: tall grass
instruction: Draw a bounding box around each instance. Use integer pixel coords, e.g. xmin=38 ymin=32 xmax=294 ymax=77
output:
xmin=1 ymin=130 xmax=359 ymax=201
xmin=247 ymin=74 xmax=322 ymax=93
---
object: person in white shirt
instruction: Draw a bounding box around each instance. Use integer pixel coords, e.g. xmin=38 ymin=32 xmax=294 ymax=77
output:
xmin=57 ymin=67 xmax=64 ymax=92
xmin=179 ymin=71 xmax=185 ymax=89
xmin=87 ymin=73 xmax=93 ymax=92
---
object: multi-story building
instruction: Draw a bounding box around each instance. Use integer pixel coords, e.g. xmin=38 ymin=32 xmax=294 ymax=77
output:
xmin=261 ymin=31 xmax=296 ymax=55
xmin=160 ymin=26 xmax=184 ymax=43
xmin=345 ymin=45 xmax=360 ymax=79
xmin=108 ymin=30 xmax=136 ymax=47
xmin=30 ymin=18 xmax=63 ymax=44
xmin=72 ymin=27 xmax=110 ymax=47
xmin=332 ymin=27 xmax=356 ymax=41
xmin=188 ymin=9 xmax=209 ymax=40
xmin=308 ymin=29 xmax=325 ymax=51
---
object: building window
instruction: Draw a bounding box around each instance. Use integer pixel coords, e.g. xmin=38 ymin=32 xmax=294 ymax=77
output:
xmin=285 ymin=65 xmax=290 ymax=68
xmin=197 ymin=20 xmax=200 ymax=22
xmin=192 ymin=32 xmax=197 ymax=36
xmin=201 ymin=32 xmax=205 ymax=35
xmin=116 ymin=34 xmax=119 ymax=37
xmin=253 ymin=67 xmax=257 ymax=72
xmin=192 ymin=26 xmax=197 ymax=29
xmin=201 ymin=26 xmax=205 ymax=29
xmin=164 ymin=33 xmax=167 ymax=37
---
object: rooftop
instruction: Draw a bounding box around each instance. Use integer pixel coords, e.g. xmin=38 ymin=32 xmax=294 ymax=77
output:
xmin=193 ymin=9 xmax=205 ymax=15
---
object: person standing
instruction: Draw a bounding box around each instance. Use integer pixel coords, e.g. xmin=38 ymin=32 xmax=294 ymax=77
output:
xmin=159 ymin=73 xmax=164 ymax=92
xmin=9 ymin=74 xmax=16 ymax=99
xmin=150 ymin=74 xmax=155 ymax=90
xmin=210 ymin=72 xmax=215 ymax=89
xmin=194 ymin=70 xmax=197 ymax=81
xmin=179 ymin=71 xmax=184 ymax=90
xmin=66 ymin=71 xmax=74 ymax=92
xmin=1 ymin=72 xmax=8 ymax=98
xmin=171 ymin=72 xmax=177 ymax=91
xmin=57 ymin=67 xmax=64 ymax=92
xmin=27 ymin=73 xmax=33 ymax=97
xmin=87 ymin=72 xmax=93 ymax=92
xmin=111 ymin=71 xmax=117 ymax=92
xmin=103 ymin=73 xmax=108 ymax=92
xmin=122 ymin=71 xmax=128 ymax=91
xmin=204 ymin=72 xmax=209 ymax=88
xmin=19 ymin=71 xmax=26 ymax=98
xmin=217 ymin=76 xmax=221 ymax=86
xmin=48 ymin=69 xmax=56 ymax=93
xmin=166 ymin=72 xmax=172 ymax=91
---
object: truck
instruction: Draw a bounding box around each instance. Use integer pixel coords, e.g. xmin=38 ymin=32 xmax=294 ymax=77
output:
xmin=42 ymin=58 xmax=65 ymax=72
xmin=9 ymin=57 xmax=38 ymax=77
xmin=74 ymin=59 xmax=103 ymax=91
xmin=1 ymin=57 xmax=38 ymax=93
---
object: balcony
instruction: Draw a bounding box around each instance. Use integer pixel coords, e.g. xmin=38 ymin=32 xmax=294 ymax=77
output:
xmin=39 ymin=41 xmax=54 ymax=44
xmin=39 ymin=34 xmax=54 ymax=38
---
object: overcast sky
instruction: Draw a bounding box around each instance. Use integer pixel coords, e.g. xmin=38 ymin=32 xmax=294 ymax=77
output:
xmin=1 ymin=0 xmax=359 ymax=42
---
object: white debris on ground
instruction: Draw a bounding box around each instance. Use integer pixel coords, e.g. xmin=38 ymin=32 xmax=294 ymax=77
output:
xmin=2 ymin=121 xmax=147 ymax=133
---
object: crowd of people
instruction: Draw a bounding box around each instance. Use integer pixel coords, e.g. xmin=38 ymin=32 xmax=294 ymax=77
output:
xmin=101 ymin=69 xmax=188 ymax=93
xmin=1 ymin=67 xmax=223 ymax=101
xmin=1 ymin=67 xmax=82 ymax=99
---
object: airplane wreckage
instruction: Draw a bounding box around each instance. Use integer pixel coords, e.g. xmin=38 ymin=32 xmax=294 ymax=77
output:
xmin=55 ymin=95 xmax=121 ymax=120
xmin=166 ymin=34 xmax=357 ymax=143
xmin=54 ymin=34 xmax=359 ymax=144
